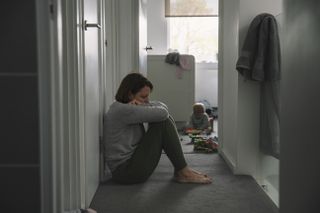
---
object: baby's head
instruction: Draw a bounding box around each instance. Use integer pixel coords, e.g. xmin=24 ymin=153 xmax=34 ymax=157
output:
xmin=193 ymin=103 xmax=205 ymax=118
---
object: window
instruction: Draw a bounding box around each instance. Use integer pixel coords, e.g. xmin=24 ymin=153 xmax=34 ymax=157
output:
xmin=165 ymin=0 xmax=219 ymax=64
xmin=168 ymin=17 xmax=218 ymax=63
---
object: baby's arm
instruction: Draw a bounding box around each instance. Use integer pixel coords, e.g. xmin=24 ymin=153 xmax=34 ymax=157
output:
xmin=198 ymin=114 xmax=210 ymax=130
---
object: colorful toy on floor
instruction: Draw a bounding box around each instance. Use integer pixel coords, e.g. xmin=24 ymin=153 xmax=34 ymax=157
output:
xmin=193 ymin=137 xmax=219 ymax=153
xmin=185 ymin=128 xmax=202 ymax=135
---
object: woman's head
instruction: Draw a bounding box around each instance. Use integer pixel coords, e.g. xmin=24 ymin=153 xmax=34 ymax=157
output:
xmin=115 ymin=73 xmax=153 ymax=103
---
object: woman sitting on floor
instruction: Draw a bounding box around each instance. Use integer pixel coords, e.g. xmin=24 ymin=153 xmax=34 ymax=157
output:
xmin=103 ymin=73 xmax=212 ymax=184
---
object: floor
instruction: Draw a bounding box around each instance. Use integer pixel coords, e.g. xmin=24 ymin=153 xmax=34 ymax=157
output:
xmin=90 ymin=121 xmax=278 ymax=213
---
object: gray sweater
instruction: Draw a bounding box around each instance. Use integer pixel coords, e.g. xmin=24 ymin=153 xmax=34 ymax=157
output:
xmin=103 ymin=101 xmax=169 ymax=172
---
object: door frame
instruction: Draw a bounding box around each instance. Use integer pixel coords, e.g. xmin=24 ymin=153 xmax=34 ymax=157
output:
xmin=37 ymin=0 xmax=56 ymax=212
xmin=38 ymin=0 xmax=106 ymax=212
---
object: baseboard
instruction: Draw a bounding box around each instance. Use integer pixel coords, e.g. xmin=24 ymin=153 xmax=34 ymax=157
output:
xmin=260 ymin=178 xmax=279 ymax=207
xmin=219 ymin=149 xmax=236 ymax=173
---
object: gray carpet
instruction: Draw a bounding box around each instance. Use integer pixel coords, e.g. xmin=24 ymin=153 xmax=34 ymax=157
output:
xmin=90 ymin=154 xmax=278 ymax=213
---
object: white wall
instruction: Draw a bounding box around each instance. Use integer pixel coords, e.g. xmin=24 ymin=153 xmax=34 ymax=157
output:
xmin=147 ymin=0 xmax=168 ymax=54
xmin=219 ymin=0 xmax=282 ymax=206
xmin=195 ymin=67 xmax=218 ymax=107
xmin=118 ymin=0 xmax=137 ymax=78
xmin=218 ymin=0 xmax=239 ymax=169
xmin=238 ymin=0 xmax=282 ymax=206
xmin=103 ymin=0 xmax=139 ymax=110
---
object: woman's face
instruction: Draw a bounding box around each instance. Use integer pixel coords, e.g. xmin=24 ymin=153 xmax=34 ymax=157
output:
xmin=131 ymin=86 xmax=151 ymax=103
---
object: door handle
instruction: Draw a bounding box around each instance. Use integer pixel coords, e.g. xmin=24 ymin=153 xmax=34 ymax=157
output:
xmin=144 ymin=46 xmax=153 ymax=51
xmin=83 ymin=20 xmax=101 ymax=31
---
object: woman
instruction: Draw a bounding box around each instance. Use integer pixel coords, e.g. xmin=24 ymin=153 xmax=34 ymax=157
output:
xmin=103 ymin=73 xmax=212 ymax=184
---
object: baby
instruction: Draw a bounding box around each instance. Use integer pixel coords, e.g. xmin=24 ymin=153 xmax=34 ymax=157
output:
xmin=187 ymin=103 xmax=211 ymax=131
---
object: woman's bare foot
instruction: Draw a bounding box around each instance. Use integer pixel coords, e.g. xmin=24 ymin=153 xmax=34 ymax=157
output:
xmin=173 ymin=166 xmax=212 ymax=184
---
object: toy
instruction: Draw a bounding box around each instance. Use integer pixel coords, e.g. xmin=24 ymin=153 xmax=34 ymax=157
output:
xmin=193 ymin=137 xmax=219 ymax=153
xmin=185 ymin=128 xmax=202 ymax=135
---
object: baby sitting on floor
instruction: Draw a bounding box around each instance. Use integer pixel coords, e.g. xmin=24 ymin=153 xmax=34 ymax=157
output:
xmin=186 ymin=103 xmax=213 ymax=133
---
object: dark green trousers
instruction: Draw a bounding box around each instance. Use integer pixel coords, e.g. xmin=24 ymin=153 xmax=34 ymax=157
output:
xmin=112 ymin=117 xmax=187 ymax=184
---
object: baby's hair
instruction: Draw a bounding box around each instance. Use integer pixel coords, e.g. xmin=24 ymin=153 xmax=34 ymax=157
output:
xmin=193 ymin=103 xmax=205 ymax=114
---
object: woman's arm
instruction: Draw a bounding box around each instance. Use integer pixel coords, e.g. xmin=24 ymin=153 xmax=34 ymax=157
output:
xmin=115 ymin=101 xmax=169 ymax=124
xmin=143 ymin=100 xmax=168 ymax=110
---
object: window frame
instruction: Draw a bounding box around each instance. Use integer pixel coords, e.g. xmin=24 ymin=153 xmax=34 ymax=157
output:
xmin=166 ymin=17 xmax=219 ymax=69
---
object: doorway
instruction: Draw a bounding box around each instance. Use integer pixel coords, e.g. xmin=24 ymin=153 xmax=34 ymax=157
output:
xmin=146 ymin=0 xmax=219 ymax=152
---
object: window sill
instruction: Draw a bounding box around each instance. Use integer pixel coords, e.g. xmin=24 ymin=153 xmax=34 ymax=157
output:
xmin=196 ymin=62 xmax=218 ymax=70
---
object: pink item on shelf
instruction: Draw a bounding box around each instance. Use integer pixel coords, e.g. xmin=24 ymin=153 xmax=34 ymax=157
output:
xmin=180 ymin=55 xmax=193 ymax=70
xmin=176 ymin=55 xmax=193 ymax=79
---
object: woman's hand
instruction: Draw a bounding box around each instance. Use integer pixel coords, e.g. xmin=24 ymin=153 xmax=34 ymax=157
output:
xmin=129 ymin=99 xmax=143 ymax=105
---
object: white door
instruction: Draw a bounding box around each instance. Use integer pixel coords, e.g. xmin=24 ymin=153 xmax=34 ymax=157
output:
xmin=138 ymin=0 xmax=148 ymax=75
xmin=82 ymin=0 xmax=101 ymax=206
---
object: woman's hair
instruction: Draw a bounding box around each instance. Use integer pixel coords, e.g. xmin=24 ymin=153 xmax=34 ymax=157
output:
xmin=193 ymin=103 xmax=205 ymax=114
xmin=115 ymin=73 xmax=153 ymax=103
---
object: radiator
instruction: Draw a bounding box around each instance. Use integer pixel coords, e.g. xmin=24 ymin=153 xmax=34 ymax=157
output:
xmin=147 ymin=55 xmax=195 ymax=122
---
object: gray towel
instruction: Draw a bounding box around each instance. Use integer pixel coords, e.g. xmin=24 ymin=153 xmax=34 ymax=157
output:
xmin=165 ymin=52 xmax=180 ymax=66
xmin=237 ymin=13 xmax=281 ymax=159
xmin=236 ymin=13 xmax=281 ymax=81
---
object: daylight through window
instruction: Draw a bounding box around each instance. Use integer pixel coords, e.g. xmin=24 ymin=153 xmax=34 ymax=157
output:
xmin=168 ymin=17 xmax=219 ymax=63
xmin=166 ymin=0 xmax=219 ymax=63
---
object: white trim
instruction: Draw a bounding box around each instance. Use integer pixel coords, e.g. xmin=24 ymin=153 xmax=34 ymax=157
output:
xmin=112 ymin=0 xmax=121 ymax=89
xmin=99 ymin=0 xmax=107 ymax=183
xmin=217 ymin=0 xmax=224 ymax=162
xmin=63 ymin=1 xmax=72 ymax=209
xmin=196 ymin=62 xmax=218 ymax=70
xmin=38 ymin=0 xmax=103 ymax=211
xmin=63 ymin=0 xmax=86 ymax=210
xmin=100 ymin=0 xmax=120 ymax=182
xmin=219 ymin=150 xmax=236 ymax=173
xmin=260 ymin=178 xmax=279 ymax=207
xmin=98 ymin=0 xmax=113 ymax=183
xmin=76 ymin=0 xmax=87 ymax=208
xmin=98 ymin=0 xmax=106 ymax=131
xmin=104 ymin=0 xmax=120 ymax=104
xmin=49 ymin=0 xmax=65 ymax=212
xmin=132 ymin=0 xmax=140 ymax=72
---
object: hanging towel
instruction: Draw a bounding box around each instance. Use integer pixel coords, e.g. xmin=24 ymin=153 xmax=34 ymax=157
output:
xmin=236 ymin=13 xmax=281 ymax=81
xmin=165 ymin=52 xmax=192 ymax=79
xmin=236 ymin=13 xmax=281 ymax=159
xmin=179 ymin=55 xmax=193 ymax=70
xmin=165 ymin=52 xmax=180 ymax=66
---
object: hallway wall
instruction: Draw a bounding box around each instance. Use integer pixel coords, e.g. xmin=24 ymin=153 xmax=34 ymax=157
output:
xmin=237 ymin=0 xmax=282 ymax=206
xmin=147 ymin=0 xmax=168 ymax=55
xmin=195 ymin=66 xmax=218 ymax=107
xmin=219 ymin=0 xmax=282 ymax=206
xmin=0 ymin=1 xmax=40 ymax=212
xmin=218 ymin=0 xmax=239 ymax=169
